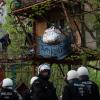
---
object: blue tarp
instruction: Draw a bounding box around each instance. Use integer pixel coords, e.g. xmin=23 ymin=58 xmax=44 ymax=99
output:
xmin=37 ymin=36 xmax=72 ymax=60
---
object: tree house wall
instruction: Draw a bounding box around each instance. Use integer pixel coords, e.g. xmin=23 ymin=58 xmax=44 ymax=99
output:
xmin=33 ymin=8 xmax=82 ymax=49
xmin=35 ymin=20 xmax=47 ymax=36
xmin=34 ymin=9 xmax=66 ymax=36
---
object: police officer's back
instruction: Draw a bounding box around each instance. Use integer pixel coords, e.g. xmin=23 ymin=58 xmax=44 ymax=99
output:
xmin=62 ymin=70 xmax=85 ymax=100
xmin=77 ymin=66 xmax=100 ymax=100
xmin=30 ymin=64 xmax=58 ymax=100
xmin=0 ymin=78 xmax=20 ymax=100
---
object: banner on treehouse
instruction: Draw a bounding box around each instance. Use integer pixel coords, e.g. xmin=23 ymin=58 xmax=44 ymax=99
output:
xmin=38 ymin=37 xmax=72 ymax=60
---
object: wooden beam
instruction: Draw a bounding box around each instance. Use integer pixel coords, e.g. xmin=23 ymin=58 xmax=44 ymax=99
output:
xmin=12 ymin=0 xmax=59 ymax=15
xmin=0 ymin=55 xmax=99 ymax=65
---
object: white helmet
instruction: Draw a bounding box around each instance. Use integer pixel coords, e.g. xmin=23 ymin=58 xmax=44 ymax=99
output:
xmin=38 ymin=64 xmax=50 ymax=74
xmin=30 ymin=76 xmax=38 ymax=85
xmin=2 ymin=78 xmax=13 ymax=87
xmin=77 ymin=66 xmax=89 ymax=76
xmin=67 ymin=70 xmax=78 ymax=80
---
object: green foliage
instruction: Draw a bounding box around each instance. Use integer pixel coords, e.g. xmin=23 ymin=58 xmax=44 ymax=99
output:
xmin=2 ymin=0 xmax=25 ymax=57
xmin=31 ymin=0 xmax=52 ymax=18
xmin=89 ymin=67 xmax=100 ymax=88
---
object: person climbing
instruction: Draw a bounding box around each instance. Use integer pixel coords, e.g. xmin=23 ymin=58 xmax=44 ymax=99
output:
xmin=0 ymin=34 xmax=11 ymax=52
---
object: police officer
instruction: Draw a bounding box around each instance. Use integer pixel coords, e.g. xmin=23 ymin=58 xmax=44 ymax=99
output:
xmin=0 ymin=78 xmax=20 ymax=100
xmin=62 ymin=70 xmax=85 ymax=100
xmin=30 ymin=63 xmax=58 ymax=100
xmin=77 ymin=66 xmax=100 ymax=100
xmin=23 ymin=76 xmax=38 ymax=100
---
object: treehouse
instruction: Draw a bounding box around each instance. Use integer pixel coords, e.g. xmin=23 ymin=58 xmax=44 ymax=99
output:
xmin=10 ymin=0 xmax=100 ymax=67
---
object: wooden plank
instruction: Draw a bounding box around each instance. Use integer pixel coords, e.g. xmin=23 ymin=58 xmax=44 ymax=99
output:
xmin=21 ymin=0 xmax=45 ymax=5
xmin=35 ymin=20 xmax=47 ymax=36
xmin=0 ymin=55 xmax=99 ymax=65
xmin=12 ymin=0 xmax=52 ymax=15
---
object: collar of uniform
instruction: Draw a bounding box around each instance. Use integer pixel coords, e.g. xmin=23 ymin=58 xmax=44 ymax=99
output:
xmin=80 ymin=75 xmax=89 ymax=81
xmin=68 ymin=78 xmax=79 ymax=83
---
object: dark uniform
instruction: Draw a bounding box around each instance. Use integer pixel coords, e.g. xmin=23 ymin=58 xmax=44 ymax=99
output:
xmin=0 ymin=34 xmax=11 ymax=52
xmin=0 ymin=88 xmax=20 ymax=100
xmin=62 ymin=79 xmax=85 ymax=100
xmin=80 ymin=76 xmax=100 ymax=100
xmin=23 ymin=89 xmax=32 ymax=100
xmin=30 ymin=78 xmax=58 ymax=100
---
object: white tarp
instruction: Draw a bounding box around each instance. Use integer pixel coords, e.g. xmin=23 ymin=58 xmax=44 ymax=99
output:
xmin=0 ymin=3 xmax=7 ymax=24
xmin=42 ymin=26 xmax=65 ymax=44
